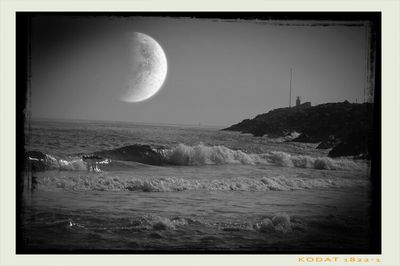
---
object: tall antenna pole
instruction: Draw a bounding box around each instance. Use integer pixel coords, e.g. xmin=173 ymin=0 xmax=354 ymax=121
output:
xmin=289 ymin=68 xmax=293 ymax=108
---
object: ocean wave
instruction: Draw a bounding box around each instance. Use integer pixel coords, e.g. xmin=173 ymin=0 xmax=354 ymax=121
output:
xmin=26 ymin=143 xmax=366 ymax=172
xmin=58 ymin=213 xmax=307 ymax=234
xmin=45 ymin=154 xmax=88 ymax=171
xmin=26 ymin=151 xmax=111 ymax=172
xmin=34 ymin=174 xmax=366 ymax=193
xmin=160 ymin=143 xmax=365 ymax=170
xmin=141 ymin=212 xmax=302 ymax=234
xmin=261 ymin=151 xmax=364 ymax=170
xmin=161 ymin=143 xmax=264 ymax=165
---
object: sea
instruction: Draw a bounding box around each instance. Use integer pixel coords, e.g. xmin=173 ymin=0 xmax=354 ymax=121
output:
xmin=20 ymin=118 xmax=373 ymax=252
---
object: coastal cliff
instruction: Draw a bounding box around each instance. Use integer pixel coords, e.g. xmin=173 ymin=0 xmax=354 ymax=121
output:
xmin=223 ymin=101 xmax=374 ymax=158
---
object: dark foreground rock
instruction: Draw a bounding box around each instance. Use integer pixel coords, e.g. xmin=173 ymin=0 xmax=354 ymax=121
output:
xmin=328 ymin=130 xmax=372 ymax=158
xmin=292 ymin=133 xmax=321 ymax=143
xmin=223 ymin=101 xmax=374 ymax=158
xmin=25 ymin=150 xmax=48 ymax=172
xmin=316 ymin=135 xmax=341 ymax=149
xmin=24 ymin=151 xmax=48 ymax=191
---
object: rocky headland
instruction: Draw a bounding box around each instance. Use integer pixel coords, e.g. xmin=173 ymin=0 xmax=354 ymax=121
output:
xmin=223 ymin=101 xmax=374 ymax=158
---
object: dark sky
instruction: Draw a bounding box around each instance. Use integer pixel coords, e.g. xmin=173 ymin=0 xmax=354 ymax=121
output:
xmin=30 ymin=15 xmax=369 ymax=126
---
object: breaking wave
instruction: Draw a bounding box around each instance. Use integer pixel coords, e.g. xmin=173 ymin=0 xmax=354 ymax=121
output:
xmin=65 ymin=212 xmax=306 ymax=234
xmin=26 ymin=143 xmax=366 ymax=172
xmin=34 ymin=173 xmax=367 ymax=192
xmin=57 ymin=212 xmax=307 ymax=234
xmin=45 ymin=154 xmax=88 ymax=171
xmin=27 ymin=153 xmax=110 ymax=172
xmin=261 ymin=151 xmax=364 ymax=170
xmin=157 ymin=143 xmax=364 ymax=170
xmin=161 ymin=143 xmax=264 ymax=165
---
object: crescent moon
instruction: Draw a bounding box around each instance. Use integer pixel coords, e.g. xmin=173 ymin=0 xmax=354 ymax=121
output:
xmin=120 ymin=32 xmax=168 ymax=102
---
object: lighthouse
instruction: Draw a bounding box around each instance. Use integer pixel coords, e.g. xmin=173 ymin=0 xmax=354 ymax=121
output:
xmin=296 ymin=96 xmax=301 ymax=106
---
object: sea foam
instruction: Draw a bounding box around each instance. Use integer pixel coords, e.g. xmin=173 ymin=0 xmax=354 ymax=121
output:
xmin=34 ymin=173 xmax=367 ymax=193
xmin=45 ymin=155 xmax=88 ymax=171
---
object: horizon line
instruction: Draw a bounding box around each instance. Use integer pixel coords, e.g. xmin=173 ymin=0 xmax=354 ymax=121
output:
xmin=28 ymin=116 xmax=227 ymax=129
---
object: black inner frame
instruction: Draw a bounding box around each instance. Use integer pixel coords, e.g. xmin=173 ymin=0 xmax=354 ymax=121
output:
xmin=15 ymin=12 xmax=381 ymax=254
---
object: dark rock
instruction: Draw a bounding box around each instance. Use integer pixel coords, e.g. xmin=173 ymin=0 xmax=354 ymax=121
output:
xmin=25 ymin=150 xmax=48 ymax=172
xmin=317 ymin=135 xmax=340 ymax=149
xmin=82 ymin=155 xmax=104 ymax=161
xmin=25 ymin=150 xmax=46 ymax=160
xmin=328 ymin=130 xmax=371 ymax=159
xmin=292 ymin=133 xmax=320 ymax=143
